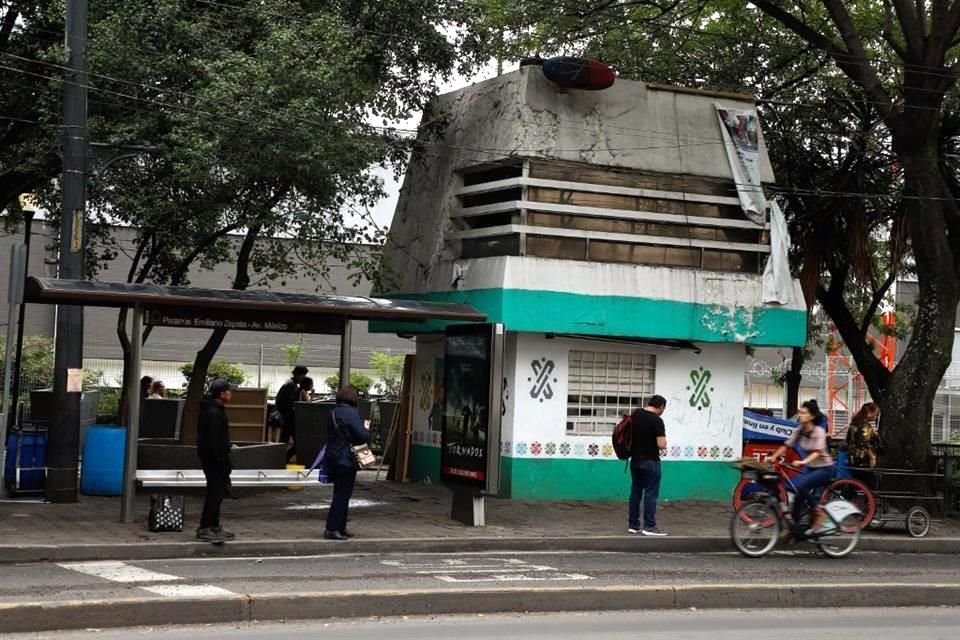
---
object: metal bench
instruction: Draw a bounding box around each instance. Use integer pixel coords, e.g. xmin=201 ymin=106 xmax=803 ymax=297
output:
xmin=136 ymin=469 xmax=322 ymax=488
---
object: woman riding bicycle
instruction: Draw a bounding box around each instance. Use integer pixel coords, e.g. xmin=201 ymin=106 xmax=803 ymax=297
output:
xmin=768 ymin=400 xmax=835 ymax=537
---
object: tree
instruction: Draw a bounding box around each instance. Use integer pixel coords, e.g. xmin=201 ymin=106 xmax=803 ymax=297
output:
xmin=180 ymin=360 xmax=247 ymax=390
xmin=743 ymin=1 xmax=960 ymax=471
xmin=3 ymin=1 xmax=463 ymax=438
xmin=463 ymin=0 xmax=958 ymax=469
xmin=370 ymin=351 xmax=406 ymax=399
xmin=325 ymin=372 xmax=374 ymax=398
xmin=282 ymin=337 xmax=306 ymax=369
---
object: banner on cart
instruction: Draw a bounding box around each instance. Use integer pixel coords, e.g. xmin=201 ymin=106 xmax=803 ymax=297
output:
xmin=743 ymin=410 xmax=797 ymax=442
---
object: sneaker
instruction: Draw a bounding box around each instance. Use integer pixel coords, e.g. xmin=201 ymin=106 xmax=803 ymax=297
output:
xmin=627 ymin=528 xmax=642 ymax=534
xmin=196 ymin=527 xmax=225 ymax=543
xmin=212 ymin=526 xmax=236 ymax=540
xmin=642 ymin=527 xmax=669 ymax=537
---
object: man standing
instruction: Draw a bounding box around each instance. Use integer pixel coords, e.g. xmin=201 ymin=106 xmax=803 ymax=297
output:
xmin=197 ymin=379 xmax=236 ymax=543
xmin=275 ymin=365 xmax=309 ymax=462
xmin=628 ymin=395 xmax=668 ymax=537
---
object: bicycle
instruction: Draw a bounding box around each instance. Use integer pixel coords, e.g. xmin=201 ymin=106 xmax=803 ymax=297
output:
xmin=733 ymin=457 xmax=876 ymax=528
xmin=730 ymin=459 xmax=863 ymax=559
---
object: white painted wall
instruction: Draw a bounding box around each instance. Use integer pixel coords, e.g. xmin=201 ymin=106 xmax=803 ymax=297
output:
xmin=411 ymin=331 xmax=745 ymax=465
xmin=506 ymin=334 xmax=744 ymax=463
xmin=411 ymin=337 xmax=445 ymax=448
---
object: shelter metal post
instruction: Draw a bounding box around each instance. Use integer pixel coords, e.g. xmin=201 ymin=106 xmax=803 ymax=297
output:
xmin=121 ymin=304 xmax=143 ymax=523
xmin=257 ymin=344 xmax=264 ymax=388
xmin=339 ymin=320 xmax=352 ymax=388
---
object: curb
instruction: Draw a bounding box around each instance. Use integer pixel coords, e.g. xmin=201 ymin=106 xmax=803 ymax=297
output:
xmin=2 ymin=535 xmax=959 ymax=564
xmin=3 ymin=582 xmax=960 ymax=634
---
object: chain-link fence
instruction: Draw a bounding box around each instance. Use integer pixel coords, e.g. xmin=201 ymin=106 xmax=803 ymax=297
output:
xmin=3 ymin=335 xmax=413 ymax=425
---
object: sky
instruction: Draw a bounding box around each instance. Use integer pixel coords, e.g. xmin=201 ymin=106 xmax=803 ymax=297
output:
xmin=365 ymin=62 xmax=499 ymax=231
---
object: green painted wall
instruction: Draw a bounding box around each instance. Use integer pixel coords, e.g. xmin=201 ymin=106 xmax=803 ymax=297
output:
xmin=407 ymin=444 xmax=737 ymax=501
xmin=500 ymin=457 xmax=738 ymax=501
xmin=408 ymin=444 xmax=442 ymax=484
xmin=370 ymin=288 xmax=806 ymax=347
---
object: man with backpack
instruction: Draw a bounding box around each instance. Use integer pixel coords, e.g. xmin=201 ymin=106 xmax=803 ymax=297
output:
xmin=623 ymin=395 xmax=669 ymax=537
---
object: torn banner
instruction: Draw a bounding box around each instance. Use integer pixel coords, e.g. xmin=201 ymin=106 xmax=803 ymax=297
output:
xmin=716 ymin=104 xmax=793 ymax=305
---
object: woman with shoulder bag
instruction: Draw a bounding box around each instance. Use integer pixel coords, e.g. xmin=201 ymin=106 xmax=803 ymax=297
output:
xmin=324 ymin=385 xmax=371 ymax=540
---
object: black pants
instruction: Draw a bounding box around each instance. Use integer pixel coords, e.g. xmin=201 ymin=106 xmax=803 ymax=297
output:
xmin=201 ymin=458 xmax=230 ymax=529
xmin=280 ymin=411 xmax=296 ymax=462
xmin=326 ymin=464 xmax=357 ymax=534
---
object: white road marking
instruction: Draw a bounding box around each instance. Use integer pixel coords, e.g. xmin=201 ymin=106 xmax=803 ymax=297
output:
xmin=58 ymin=561 xmax=236 ymax=598
xmin=435 ymin=573 xmax=594 ymax=583
xmin=141 ymin=584 xmax=236 ymax=597
xmin=58 ymin=561 xmax=181 ymax=583
xmin=416 ymin=565 xmax=558 ymax=574
xmin=382 ymin=556 xmax=593 ymax=583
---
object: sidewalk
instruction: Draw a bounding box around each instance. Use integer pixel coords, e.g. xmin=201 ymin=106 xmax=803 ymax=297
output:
xmin=2 ymin=473 xmax=958 ymax=563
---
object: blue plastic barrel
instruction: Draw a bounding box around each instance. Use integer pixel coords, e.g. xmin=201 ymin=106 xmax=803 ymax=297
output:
xmin=80 ymin=425 xmax=127 ymax=496
xmin=4 ymin=431 xmax=47 ymax=491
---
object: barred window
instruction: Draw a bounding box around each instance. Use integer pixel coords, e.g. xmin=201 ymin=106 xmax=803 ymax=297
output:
xmin=566 ymin=350 xmax=656 ymax=436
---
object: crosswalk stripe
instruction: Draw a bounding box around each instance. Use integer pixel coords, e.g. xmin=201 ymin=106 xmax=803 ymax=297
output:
xmin=58 ymin=561 xmax=181 ymax=583
xmin=58 ymin=560 xmax=236 ymax=597
xmin=141 ymin=584 xmax=236 ymax=597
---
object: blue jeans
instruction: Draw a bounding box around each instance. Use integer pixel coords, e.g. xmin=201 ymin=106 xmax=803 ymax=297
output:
xmin=629 ymin=459 xmax=662 ymax=530
xmin=791 ymin=465 xmax=834 ymax=523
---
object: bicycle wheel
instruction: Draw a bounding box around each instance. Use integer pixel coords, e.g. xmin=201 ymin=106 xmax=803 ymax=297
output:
xmin=731 ymin=501 xmax=780 ymax=558
xmin=906 ymin=506 xmax=931 ymax=538
xmin=820 ymin=478 xmax=875 ymax=528
xmin=733 ymin=479 xmax=787 ymax=525
xmin=817 ymin=510 xmax=862 ymax=558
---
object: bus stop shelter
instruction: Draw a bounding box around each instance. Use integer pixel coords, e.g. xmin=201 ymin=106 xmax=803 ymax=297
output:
xmin=21 ymin=277 xmax=485 ymax=522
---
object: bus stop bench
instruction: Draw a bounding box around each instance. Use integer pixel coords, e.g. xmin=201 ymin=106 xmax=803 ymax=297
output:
xmin=136 ymin=469 xmax=321 ymax=488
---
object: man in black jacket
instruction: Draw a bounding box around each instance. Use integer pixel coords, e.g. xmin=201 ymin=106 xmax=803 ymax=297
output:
xmin=197 ymin=379 xmax=236 ymax=543
xmin=275 ymin=365 xmax=308 ymax=462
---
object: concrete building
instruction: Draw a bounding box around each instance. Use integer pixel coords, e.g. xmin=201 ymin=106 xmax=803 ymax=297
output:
xmin=372 ymin=67 xmax=808 ymax=501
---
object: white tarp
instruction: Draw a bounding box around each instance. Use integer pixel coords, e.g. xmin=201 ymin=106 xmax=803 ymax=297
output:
xmin=716 ymin=104 xmax=794 ymax=305
xmin=762 ymin=200 xmax=794 ymax=305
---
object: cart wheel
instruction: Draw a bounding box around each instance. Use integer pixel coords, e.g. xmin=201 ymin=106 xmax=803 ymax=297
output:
xmin=906 ymin=506 xmax=931 ymax=538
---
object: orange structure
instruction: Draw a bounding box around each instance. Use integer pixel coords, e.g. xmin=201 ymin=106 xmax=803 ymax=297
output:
xmin=826 ymin=312 xmax=896 ymax=436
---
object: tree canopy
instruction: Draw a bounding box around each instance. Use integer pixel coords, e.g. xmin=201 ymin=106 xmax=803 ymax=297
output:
xmin=464 ymin=0 xmax=960 ymax=466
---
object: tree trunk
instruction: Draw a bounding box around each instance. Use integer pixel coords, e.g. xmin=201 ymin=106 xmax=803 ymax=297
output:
xmin=878 ymin=146 xmax=960 ymax=470
xmin=179 ymin=222 xmax=264 ymax=443
xmin=179 ymin=328 xmax=229 ymax=444
xmin=117 ymin=308 xmax=134 ymax=427
xmin=784 ymin=346 xmax=805 ymax=418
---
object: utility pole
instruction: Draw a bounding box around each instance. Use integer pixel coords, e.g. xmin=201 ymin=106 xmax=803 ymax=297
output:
xmin=47 ymin=0 xmax=88 ymax=503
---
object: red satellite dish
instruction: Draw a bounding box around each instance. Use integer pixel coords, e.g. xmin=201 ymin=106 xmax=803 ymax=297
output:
xmin=541 ymin=57 xmax=616 ymax=91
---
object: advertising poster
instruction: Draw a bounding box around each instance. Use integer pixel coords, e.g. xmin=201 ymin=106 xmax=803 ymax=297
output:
xmin=441 ymin=325 xmax=493 ymax=486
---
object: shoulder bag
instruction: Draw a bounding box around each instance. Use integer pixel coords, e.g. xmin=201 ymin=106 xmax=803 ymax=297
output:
xmin=332 ymin=409 xmax=377 ymax=470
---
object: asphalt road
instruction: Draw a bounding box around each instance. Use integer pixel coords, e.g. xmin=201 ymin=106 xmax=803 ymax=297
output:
xmin=7 ymin=608 xmax=960 ymax=639
xmin=4 ymin=550 xmax=960 ymax=605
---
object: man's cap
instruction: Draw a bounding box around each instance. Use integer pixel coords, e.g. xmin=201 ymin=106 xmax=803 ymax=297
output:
xmin=293 ymin=365 xmax=309 ymax=376
xmin=208 ymin=379 xmax=238 ymax=398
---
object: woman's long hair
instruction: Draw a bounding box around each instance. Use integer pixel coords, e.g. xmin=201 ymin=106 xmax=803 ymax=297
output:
xmin=801 ymin=399 xmax=826 ymax=426
xmin=850 ymin=402 xmax=879 ymax=426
